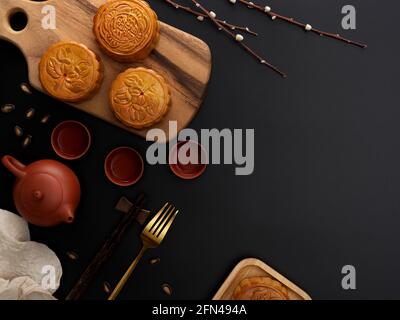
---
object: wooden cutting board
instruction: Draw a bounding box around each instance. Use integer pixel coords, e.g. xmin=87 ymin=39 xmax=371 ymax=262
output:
xmin=0 ymin=0 xmax=212 ymax=142
xmin=213 ymin=258 xmax=312 ymax=300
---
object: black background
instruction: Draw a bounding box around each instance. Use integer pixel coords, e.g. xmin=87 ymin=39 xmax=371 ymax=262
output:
xmin=0 ymin=0 xmax=398 ymax=300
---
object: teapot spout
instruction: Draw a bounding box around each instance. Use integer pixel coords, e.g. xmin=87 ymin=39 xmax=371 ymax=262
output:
xmin=62 ymin=206 xmax=75 ymax=224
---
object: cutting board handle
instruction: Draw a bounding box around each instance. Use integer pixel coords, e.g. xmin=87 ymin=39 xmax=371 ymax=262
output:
xmin=0 ymin=0 xmax=49 ymax=47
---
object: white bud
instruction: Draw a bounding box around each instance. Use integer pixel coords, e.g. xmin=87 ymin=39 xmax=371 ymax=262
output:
xmin=210 ymin=11 xmax=216 ymax=18
xmin=235 ymin=34 xmax=244 ymax=42
xmin=264 ymin=6 xmax=271 ymax=12
xmin=229 ymin=0 xmax=237 ymax=3
xmin=197 ymin=16 xmax=204 ymax=21
xmin=305 ymin=24 xmax=312 ymax=31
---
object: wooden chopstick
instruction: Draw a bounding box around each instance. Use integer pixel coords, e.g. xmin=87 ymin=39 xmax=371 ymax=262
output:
xmin=65 ymin=193 xmax=147 ymax=300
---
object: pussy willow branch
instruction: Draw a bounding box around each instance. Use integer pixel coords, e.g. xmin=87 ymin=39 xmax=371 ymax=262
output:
xmin=234 ymin=0 xmax=367 ymax=48
xmin=164 ymin=0 xmax=258 ymax=35
xmin=191 ymin=0 xmax=286 ymax=77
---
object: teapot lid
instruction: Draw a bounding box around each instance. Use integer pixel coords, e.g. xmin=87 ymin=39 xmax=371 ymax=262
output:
xmin=17 ymin=172 xmax=63 ymax=218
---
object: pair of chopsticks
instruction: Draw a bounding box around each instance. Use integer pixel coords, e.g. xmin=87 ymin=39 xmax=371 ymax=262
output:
xmin=66 ymin=193 xmax=147 ymax=300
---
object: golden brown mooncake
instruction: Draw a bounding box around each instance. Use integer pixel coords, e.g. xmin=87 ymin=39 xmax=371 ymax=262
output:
xmin=93 ymin=0 xmax=160 ymax=62
xmin=233 ymin=277 xmax=289 ymax=300
xmin=39 ymin=41 xmax=103 ymax=103
xmin=110 ymin=67 xmax=170 ymax=129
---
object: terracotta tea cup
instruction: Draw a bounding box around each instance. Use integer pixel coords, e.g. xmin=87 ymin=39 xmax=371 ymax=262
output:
xmin=1 ymin=155 xmax=81 ymax=227
xmin=104 ymin=147 xmax=144 ymax=187
xmin=51 ymin=120 xmax=91 ymax=160
xmin=169 ymin=140 xmax=208 ymax=180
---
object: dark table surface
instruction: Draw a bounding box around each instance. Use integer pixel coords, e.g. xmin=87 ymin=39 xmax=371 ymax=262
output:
xmin=0 ymin=0 xmax=399 ymax=300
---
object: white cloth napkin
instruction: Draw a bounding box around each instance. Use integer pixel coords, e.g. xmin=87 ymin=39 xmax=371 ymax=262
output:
xmin=0 ymin=209 xmax=62 ymax=300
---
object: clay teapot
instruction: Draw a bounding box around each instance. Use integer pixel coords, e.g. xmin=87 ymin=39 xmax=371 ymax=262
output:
xmin=2 ymin=155 xmax=81 ymax=227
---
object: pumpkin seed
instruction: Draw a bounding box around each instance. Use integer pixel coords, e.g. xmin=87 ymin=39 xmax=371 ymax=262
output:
xmin=102 ymin=281 xmax=111 ymax=294
xmin=20 ymin=82 xmax=32 ymax=95
xmin=1 ymin=104 xmax=15 ymax=113
xmin=66 ymin=251 xmax=79 ymax=261
xmin=149 ymin=257 xmax=160 ymax=265
xmin=25 ymin=108 xmax=35 ymax=119
xmin=14 ymin=126 xmax=23 ymax=137
xmin=22 ymin=135 xmax=32 ymax=148
xmin=40 ymin=114 xmax=51 ymax=124
xmin=161 ymin=283 xmax=172 ymax=296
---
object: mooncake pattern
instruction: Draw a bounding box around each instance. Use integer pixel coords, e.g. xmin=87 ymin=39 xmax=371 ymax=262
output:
xmin=39 ymin=41 xmax=103 ymax=102
xmin=93 ymin=0 xmax=160 ymax=61
xmin=110 ymin=67 xmax=170 ymax=129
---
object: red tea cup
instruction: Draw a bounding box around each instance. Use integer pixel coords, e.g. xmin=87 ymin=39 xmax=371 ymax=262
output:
xmin=51 ymin=120 xmax=91 ymax=160
xmin=104 ymin=147 xmax=144 ymax=187
xmin=169 ymin=140 xmax=207 ymax=180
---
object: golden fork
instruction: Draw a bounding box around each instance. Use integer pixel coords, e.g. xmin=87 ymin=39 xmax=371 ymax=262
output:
xmin=108 ymin=203 xmax=179 ymax=300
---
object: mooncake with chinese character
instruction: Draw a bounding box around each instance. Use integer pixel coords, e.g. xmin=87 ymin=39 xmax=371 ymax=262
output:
xmin=93 ymin=0 xmax=160 ymax=62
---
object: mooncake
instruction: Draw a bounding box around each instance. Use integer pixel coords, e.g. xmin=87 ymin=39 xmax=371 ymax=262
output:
xmin=233 ymin=277 xmax=289 ymax=300
xmin=39 ymin=41 xmax=103 ymax=102
xmin=93 ymin=0 xmax=160 ymax=62
xmin=110 ymin=67 xmax=170 ymax=129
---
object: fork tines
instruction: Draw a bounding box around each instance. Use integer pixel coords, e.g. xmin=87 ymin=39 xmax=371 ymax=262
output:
xmin=146 ymin=203 xmax=179 ymax=239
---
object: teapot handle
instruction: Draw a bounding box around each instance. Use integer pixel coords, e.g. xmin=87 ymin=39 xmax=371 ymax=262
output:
xmin=2 ymin=155 xmax=26 ymax=178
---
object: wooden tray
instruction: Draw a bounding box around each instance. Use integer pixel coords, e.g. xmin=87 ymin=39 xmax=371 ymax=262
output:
xmin=0 ymin=0 xmax=212 ymax=142
xmin=213 ymin=258 xmax=311 ymax=300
